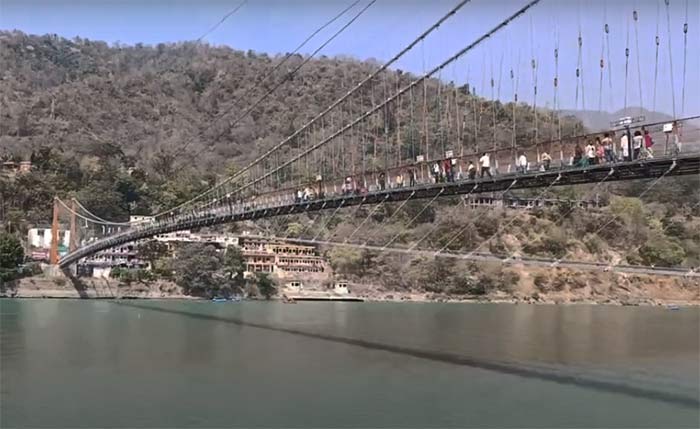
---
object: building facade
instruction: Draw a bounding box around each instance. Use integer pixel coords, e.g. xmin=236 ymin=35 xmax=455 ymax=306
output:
xmin=238 ymin=236 xmax=330 ymax=281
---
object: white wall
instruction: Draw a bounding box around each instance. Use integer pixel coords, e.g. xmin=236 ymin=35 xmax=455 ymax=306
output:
xmin=27 ymin=228 xmax=70 ymax=249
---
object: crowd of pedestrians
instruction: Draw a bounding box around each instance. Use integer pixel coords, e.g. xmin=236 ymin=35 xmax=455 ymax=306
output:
xmin=292 ymin=121 xmax=684 ymax=203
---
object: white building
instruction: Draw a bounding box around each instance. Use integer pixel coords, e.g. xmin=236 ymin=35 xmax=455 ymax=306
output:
xmin=27 ymin=227 xmax=70 ymax=249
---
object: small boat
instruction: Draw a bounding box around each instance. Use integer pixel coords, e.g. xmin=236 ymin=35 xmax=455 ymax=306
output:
xmin=211 ymin=297 xmax=228 ymax=303
xmin=667 ymin=304 xmax=680 ymax=311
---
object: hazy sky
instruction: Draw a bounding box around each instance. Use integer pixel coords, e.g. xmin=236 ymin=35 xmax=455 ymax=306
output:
xmin=1 ymin=0 xmax=698 ymax=117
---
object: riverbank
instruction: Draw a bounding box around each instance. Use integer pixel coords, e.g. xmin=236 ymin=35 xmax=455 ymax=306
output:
xmin=3 ymin=264 xmax=699 ymax=306
xmin=2 ymin=271 xmax=698 ymax=306
xmin=348 ymin=268 xmax=700 ymax=306
xmin=0 ymin=277 xmax=191 ymax=299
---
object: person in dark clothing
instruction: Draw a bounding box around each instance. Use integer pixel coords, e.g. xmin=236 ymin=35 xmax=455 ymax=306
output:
xmin=443 ymin=159 xmax=452 ymax=182
xmin=378 ymin=172 xmax=386 ymax=190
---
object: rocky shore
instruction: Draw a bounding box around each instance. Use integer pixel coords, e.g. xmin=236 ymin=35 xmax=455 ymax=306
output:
xmin=2 ymin=272 xmax=698 ymax=307
xmin=1 ymin=277 xmax=190 ymax=300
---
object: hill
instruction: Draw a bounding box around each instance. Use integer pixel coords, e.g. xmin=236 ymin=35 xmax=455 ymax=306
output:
xmin=1 ymin=31 xmax=698 ymax=300
xmin=0 ymin=31 xmax=576 ymax=172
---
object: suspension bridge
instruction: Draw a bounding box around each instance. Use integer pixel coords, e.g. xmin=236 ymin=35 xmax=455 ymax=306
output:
xmin=47 ymin=0 xmax=698 ymax=277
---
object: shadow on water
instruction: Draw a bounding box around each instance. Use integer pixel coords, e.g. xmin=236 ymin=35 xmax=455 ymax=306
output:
xmin=112 ymin=301 xmax=700 ymax=409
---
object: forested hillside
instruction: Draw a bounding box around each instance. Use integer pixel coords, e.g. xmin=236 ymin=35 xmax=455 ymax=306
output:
xmin=1 ymin=30 xmax=578 ymax=221
xmin=1 ymin=31 xmax=698 ymax=298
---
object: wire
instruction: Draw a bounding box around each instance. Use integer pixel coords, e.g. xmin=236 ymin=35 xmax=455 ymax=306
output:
xmin=653 ymin=0 xmax=661 ymax=112
xmin=664 ymin=0 xmax=676 ymax=118
xmin=267 ymin=236 xmax=697 ymax=278
xmin=681 ymin=0 xmax=689 ymax=117
xmin=55 ymin=198 xmax=130 ymax=226
xmin=195 ymin=0 xmax=248 ymax=43
xmin=221 ymin=0 xmax=543 ymax=205
xmin=552 ymin=162 xmax=678 ymax=267
xmin=439 ymin=174 xmax=562 ymax=257
xmin=179 ymin=0 xmax=370 ymax=159
xmin=156 ymin=0 xmax=474 ymax=219
xmin=73 ymin=199 xmax=131 ymax=225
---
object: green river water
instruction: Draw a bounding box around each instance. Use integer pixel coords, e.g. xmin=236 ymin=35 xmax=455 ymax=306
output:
xmin=1 ymin=299 xmax=698 ymax=427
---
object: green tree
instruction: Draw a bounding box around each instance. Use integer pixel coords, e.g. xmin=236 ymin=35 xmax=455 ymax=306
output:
xmin=284 ymin=222 xmax=304 ymax=237
xmin=138 ymin=240 xmax=169 ymax=267
xmin=223 ymin=245 xmax=246 ymax=291
xmin=255 ymin=272 xmax=277 ymax=300
xmin=638 ymin=234 xmax=686 ymax=267
xmin=173 ymin=243 xmax=223 ymax=297
xmin=328 ymin=247 xmax=364 ymax=276
xmin=0 ymin=233 xmax=24 ymax=282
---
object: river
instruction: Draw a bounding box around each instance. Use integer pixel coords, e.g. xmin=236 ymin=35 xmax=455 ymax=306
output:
xmin=1 ymin=299 xmax=698 ymax=427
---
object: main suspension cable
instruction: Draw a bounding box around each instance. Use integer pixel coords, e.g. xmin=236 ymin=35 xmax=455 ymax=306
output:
xmin=195 ymin=0 xmax=248 ymax=43
xmin=177 ymin=0 xmax=543 ymax=215
xmin=157 ymin=0 xmax=475 ymax=218
xmin=183 ymin=0 xmax=375 ymax=160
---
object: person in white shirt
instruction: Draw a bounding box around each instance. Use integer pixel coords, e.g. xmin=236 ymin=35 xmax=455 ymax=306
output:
xmin=632 ymin=130 xmax=644 ymax=160
xmin=467 ymin=161 xmax=476 ymax=179
xmin=601 ymin=132 xmax=615 ymax=162
xmin=585 ymin=141 xmax=597 ymax=165
xmin=671 ymin=121 xmax=682 ymax=156
xmin=479 ymin=153 xmax=492 ymax=178
xmin=432 ymin=162 xmax=441 ymax=183
xmin=517 ymin=153 xmax=528 ymax=173
xmin=620 ymin=133 xmax=630 ymax=161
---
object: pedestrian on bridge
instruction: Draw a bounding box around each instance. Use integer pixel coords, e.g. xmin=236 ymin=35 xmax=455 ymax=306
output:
xmin=632 ymin=130 xmax=644 ymax=160
xmin=585 ymin=141 xmax=596 ymax=166
xmin=620 ymin=133 xmax=630 ymax=161
xmin=395 ymin=172 xmax=404 ymax=188
xmin=671 ymin=121 xmax=682 ymax=156
xmin=642 ymin=127 xmax=654 ymax=159
xmin=595 ymin=137 xmax=605 ymax=164
xmin=602 ymin=133 xmax=615 ymax=162
xmin=479 ymin=153 xmax=492 ymax=178
xmin=517 ymin=153 xmax=528 ymax=173
xmin=467 ymin=161 xmax=476 ymax=179
xmin=573 ymin=142 xmax=584 ymax=166
xmin=378 ymin=172 xmax=386 ymax=190
xmin=443 ymin=158 xmax=452 ymax=182
xmin=541 ymin=152 xmax=552 ymax=170
xmin=432 ymin=162 xmax=441 ymax=183
xmin=408 ymin=167 xmax=416 ymax=187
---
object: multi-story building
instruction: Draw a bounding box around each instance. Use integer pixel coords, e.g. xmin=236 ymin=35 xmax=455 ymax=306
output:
xmin=26 ymin=225 xmax=70 ymax=261
xmin=238 ymin=236 xmax=330 ymax=281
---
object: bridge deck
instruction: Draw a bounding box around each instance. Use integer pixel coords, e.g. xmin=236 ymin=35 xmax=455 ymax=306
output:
xmin=59 ymin=154 xmax=700 ymax=267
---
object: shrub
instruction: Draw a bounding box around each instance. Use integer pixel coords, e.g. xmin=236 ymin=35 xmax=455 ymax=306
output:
xmin=533 ymin=273 xmax=549 ymax=292
xmin=583 ymin=234 xmax=604 ymax=254
xmin=639 ymin=234 xmax=686 ymax=267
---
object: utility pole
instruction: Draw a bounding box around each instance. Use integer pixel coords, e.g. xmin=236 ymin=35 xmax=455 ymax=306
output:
xmin=49 ymin=197 xmax=59 ymax=265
